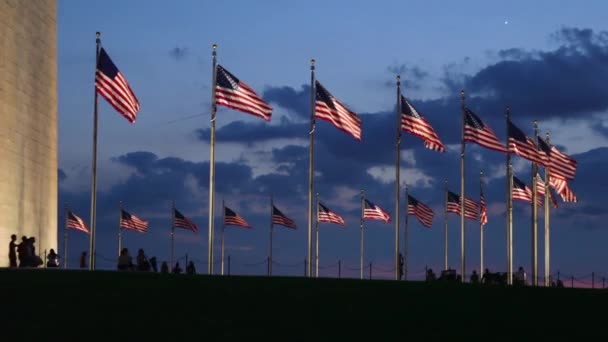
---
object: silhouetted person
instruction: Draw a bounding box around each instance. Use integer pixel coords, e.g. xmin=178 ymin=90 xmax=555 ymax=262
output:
xmin=173 ymin=262 xmax=182 ymax=274
xmin=46 ymin=249 xmax=59 ymax=268
xmin=186 ymin=261 xmax=196 ymax=275
xmin=482 ymin=268 xmax=490 ymax=284
xmin=470 ymin=270 xmax=479 ymax=284
xmin=79 ymin=252 xmax=87 ymax=269
xmin=426 ymin=268 xmax=436 ymax=282
xmin=515 ymin=266 xmax=527 ymax=286
xmin=17 ymin=236 xmax=28 ymax=267
xmin=8 ymin=234 xmax=17 ymax=267
xmin=398 ymin=253 xmax=404 ymax=280
xmin=136 ymin=248 xmax=150 ymax=271
xmin=117 ymin=248 xmax=133 ymax=271
xmin=149 ymin=257 xmax=158 ymax=272
xmin=160 ymin=261 xmax=169 ymax=274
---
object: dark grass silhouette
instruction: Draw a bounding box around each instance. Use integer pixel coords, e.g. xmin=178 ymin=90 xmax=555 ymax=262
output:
xmin=0 ymin=269 xmax=606 ymax=339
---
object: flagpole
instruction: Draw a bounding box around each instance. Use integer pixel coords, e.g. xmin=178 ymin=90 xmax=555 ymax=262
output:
xmin=506 ymin=106 xmax=513 ymax=285
xmin=315 ymin=193 xmax=320 ymax=278
xmin=395 ymin=75 xmax=402 ymax=281
xmin=307 ymin=59 xmax=316 ymax=278
xmin=88 ymin=31 xmax=101 ymax=270
xmin=444 ymin=180 xmax=448 ymax=271
xmin=360 ymin=190 xmax=364 ymax=280
xmin=544 ymin=132 xmax=551 ymax=287
xmin=207 ymin=43 xmax=218 ymax=276
xmin=460 ymin=90 xmax=466 ymax=282
xmin=220 ymin=198 xmax=225 ymax=276
xmin=531 ymin=120 xmax=539 ymax=286
xmin=170 ymin=200 xmax=175 ymax=272
xmin=269 ymin=194 xmax=274 ymax=276
xmin=118 ymin=201 xmax=122 ymax=257
xmin=404 ymin=185 xmax=409 ymax=280
xmin=480 ymin=171 xmax=484 ymax=276
xmin=63 ymin=205 xmax=68 ymax=269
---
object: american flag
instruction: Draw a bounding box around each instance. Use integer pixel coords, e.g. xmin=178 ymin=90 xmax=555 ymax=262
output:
xmin=272 ymin=205 xmax=296 ymax=229
xmin=95 ymin=48 xmax=140 ymax=123
xmin=224 ymin=207 xmax=251 ymax=228
xmin=464 ymin=108 xmax=507 ymax=153
xmin=363 ymin=199 xmax=391 ymax=223
xmin=215 ymin=65 xmax=272 ymax=121
xmin=120 ymin=209 xmax=149 ymax=233
xmin=66 ymin=210 xmax=89 ymax=234
xmin=407 ymin=195 xmax=434 ymax=228
xmin=535 ymin=174 xmax=558 ymax=208
xmin=480 ymin=187 xmax=488 ymax=226
xmin=315 ymin=81 xmax=362 ymax=140
xmin=401 ymin=96 xmax=445 ymax=152
xmin=507 ymin=120 xmax=547 ymax=166
xmin=173 ymin=208 xmax=199 ymax=233
xmin=512 ymin=176 xmax=543 ymax=206
xmin=318 ymin=202 xmax=345 ymax=226
xmin=550 ymin=177 xmax=578 ymax=203
xmin=447 ymin=191 xmax=479 ymax=220
xmin=537 ymin=136 xmax=577 ymax=180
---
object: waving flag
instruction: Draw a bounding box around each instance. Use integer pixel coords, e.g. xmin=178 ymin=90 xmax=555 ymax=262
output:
xmin=407 ymin=195 xmax=434 ymax=228
xmin=120 ymin=209 xmax=149 ymax=233
xmin=537 ymin=136 xmax=577 ymax=180
xmin=480 ymin=188 xmax=488 ymax=226
xmin=363 ymin=199 xmax=391 ymax=223
xmin=550 ymin=177 xmax=578 ymax=203
xmin=95 ymin=48 xmax=140 ymax=123
xmin=508 ymin=120 xmax=547 ymax=166
xmin=224 ymin=207 xmax=251 ymax=228
xmin=318 ymin=202 xmax=345 ymax=226
xmin=315 ymin=81 xmax=362 ymax=140
xmin=512 ymin=176 xmax=543 ymax=207
xmin=66 ymin=210 xmax=89 ymax=234
xmin=401 ymin=96 xmax=445 ymax=152
xmin=215 ymin=65 xmax=272 ymax=121
xmin=272 ymin=206 xmax=297 ymax=229
xmin=447 ymin=191 xmax=479 ymax=220
xmin=536 ymin=175 xmax=558 ymax=208
xmin=173 ymin=208 xmax=199 ymax=232
xmin=464 ymin=108 xmax=507 ymax=153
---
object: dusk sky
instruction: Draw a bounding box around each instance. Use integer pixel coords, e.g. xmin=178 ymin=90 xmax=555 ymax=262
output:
xmin=57 ymin=0 xmax=608 ymax=281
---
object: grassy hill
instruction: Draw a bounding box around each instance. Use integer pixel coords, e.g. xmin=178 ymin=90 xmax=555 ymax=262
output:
xmin=1 ymin=269 xmax=606 ymax=339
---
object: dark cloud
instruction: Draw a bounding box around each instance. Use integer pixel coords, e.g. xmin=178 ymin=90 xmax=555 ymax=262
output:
xmin=169 ymin=46 xmax=189 ymax=61
xmin=386 ymin=63 xmax=429 ymax=89
xmin=196 ymin=120 xmax=309 ymax=144
xmin=263 ymin=85 xmax=310 ymax=119
xmin=460 ymin=28 xmax=608 ymax=119
xmin=58 ymin=169 xmax=66 ymax=183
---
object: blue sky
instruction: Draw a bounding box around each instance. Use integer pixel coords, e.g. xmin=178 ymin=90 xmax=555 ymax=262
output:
xmin=57 ymin=0 xmax=608 ymax=281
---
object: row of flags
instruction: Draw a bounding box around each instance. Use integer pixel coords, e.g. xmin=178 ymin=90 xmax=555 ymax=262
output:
xmin=90 ymin=40 xmax=580 ymax=280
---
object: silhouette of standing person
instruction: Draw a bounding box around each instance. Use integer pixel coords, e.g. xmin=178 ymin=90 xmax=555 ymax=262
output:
xmin=46 ymin=249 xmax=59 ymax=268
xmin=79 ymin=252 xmax=87 ymax=269
xmin=8 ymin=234 xmax=18 ymax=267
xmin=398 ymin=253 xmax=404 ymax=280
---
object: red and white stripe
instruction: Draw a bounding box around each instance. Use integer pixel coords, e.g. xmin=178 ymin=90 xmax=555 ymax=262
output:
xmin=215 ymin=65 xmax=272 ymax=121
xmin=315 ymin=81 xmax=362 ymax=141
xmin=120 ymin=213 xmax=149 ymax=233
xmin=401 ymin=97 xmax=445 ymax=152
xmin=447 ymin=197 xmax=479 ymax=220
xmin=364 ymin=205 xmax=391 ymax=223
xmin=407 ymin=199 xmax=434 ymax=228
xmin=550 ymin=146 xmax=577 ymax=180
xmin=66 ymin=211 xmax=89 ymax=234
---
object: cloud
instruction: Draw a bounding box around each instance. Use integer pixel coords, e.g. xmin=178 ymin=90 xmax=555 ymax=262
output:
xmin=386 ymin=63 xmax=429 ymax=89
xmin=169 ymin=46 xmax=189 ymax=61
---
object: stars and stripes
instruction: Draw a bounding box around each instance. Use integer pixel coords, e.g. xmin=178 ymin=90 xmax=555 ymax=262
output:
xmin=537 ymin=136 xmax=577 ymax=180
xmin=550 ymin=177 xmax=578 ymax=203
xmin=512 ymin=176 xmax=543 ymax=207
xmin=480 ymin=188 xmax=488 ymax=226
xmin=464 ymin=108 xmax=507 ymax=153
xmin=120 ymin=209 xmax=149 ymax=233
xmin=536 ymin=174 xmax=558 ymax=208
xmin=363 ymin=199 xmax=391 ymax=223
xmin=95 ymin=48 xmax=140 ymax=123
xmin=447 ymin=191 xmax=479 ymax=220
xmin=272 ymin=205 xmax=297 ymax=229
xmin=215 ymin=65 xmax=273 ymax=121
xmin=407 ymin=195 xmax=434 ymax=228
xmin=173 ymin=208 xmax=199 ymax=233
xmin=400 ymin=96 xmax=445 ymax=152
xmin=318 ymin=202 xmax=345 ymax=226
xmin=66 ymin=210 xmax=89 ymax=234
xmin=507 ymin=120 xmax=547 ymax=166
xmin=224 ymin=207 xmax=251 ymax=228
xmin=315 ymin=81 xmax=362 ymax=140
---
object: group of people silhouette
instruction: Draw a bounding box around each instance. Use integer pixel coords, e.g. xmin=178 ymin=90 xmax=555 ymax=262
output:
xmin=116 ymin=247 xmax=196 ymax=275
